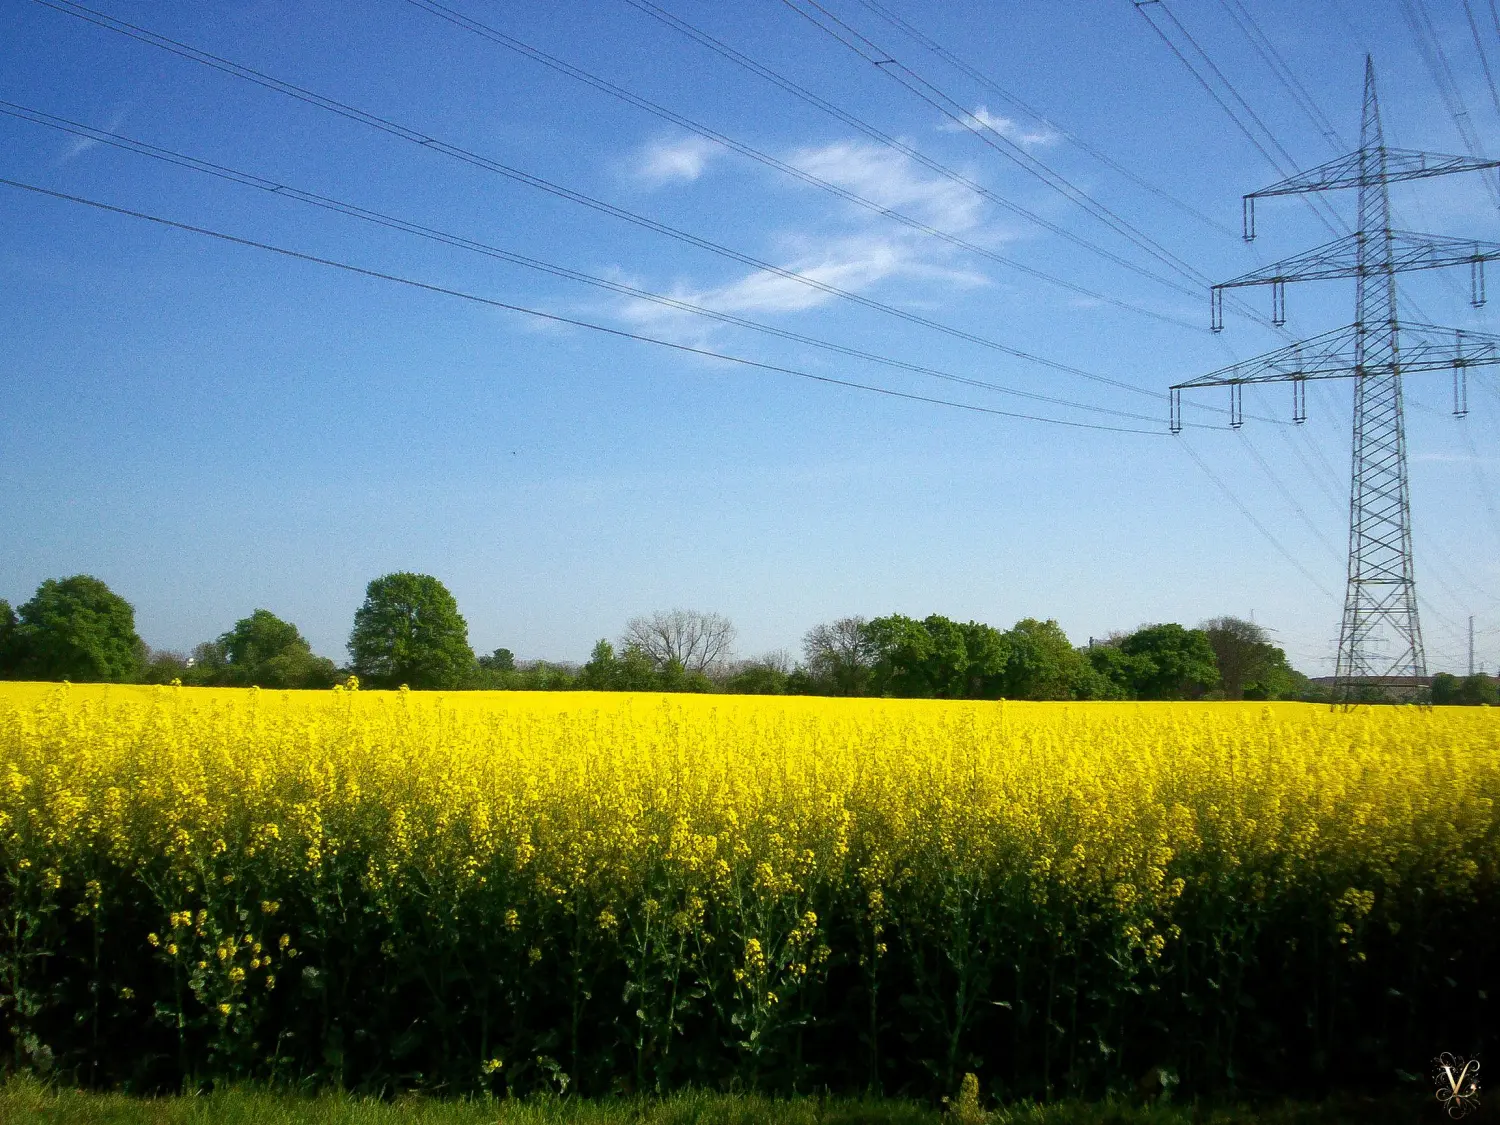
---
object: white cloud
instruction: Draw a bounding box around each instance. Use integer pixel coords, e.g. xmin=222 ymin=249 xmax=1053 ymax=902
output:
xmin=940 ymin=105 xmax=1059 ymax=149
xmin=788 ymin=140 xmax=985 ymax=232
xmin=615 ymin=230 xmax=988 ymax=336
xmin=634 ymin=135 xmax=720 ymax=185
xmin=598 ymin=135 xmax=1002 ymax=346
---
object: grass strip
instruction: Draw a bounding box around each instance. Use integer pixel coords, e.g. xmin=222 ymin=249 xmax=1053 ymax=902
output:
xmin=0 ymin=1078 xmax=1433 ymax=1125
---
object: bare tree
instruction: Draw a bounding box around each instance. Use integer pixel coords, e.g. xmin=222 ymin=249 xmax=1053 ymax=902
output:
xmin=622 ymin=609 xmax=737 ymax=675
xmin=722 ymin=648 xmax=794 ymax=679
xmin=753 ymin=648 xmax=794 ymax=675
xmin=802 ymin=616 xmax=875 ymax=695
xmin=1200 ymin=615 xmax=1270 ymax=700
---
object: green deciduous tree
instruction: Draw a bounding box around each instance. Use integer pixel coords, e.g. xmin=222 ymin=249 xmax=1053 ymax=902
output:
xmin=1432 ymin=671 xmax=1498 ymax=705
xmin=0 ymin=600 xmax=16 ymax=676
xmin=577 ymin=639 xmax=621 ymax=691
xmin=1084 ymin=641 xmax=1144 ymax=699
xmin=723 ymin=650 xmax=791 ymax=695
xmin=1001 ymin=618 xmax=1101 ymax=700
xmin=575 ymin=638 xmax=716 ymax=693
xmin=920 ymin=615 xmax=971 ymax=698
xmin=616 ymin=644 xmax=663 ymax=691
xmin=203 ymin=609 xmax=338 ymax=689
xmin=657 ymin=657 xmax=714 ymax=693
xmin=958 ymin=620 xmax=1010 ymax=698
xmin=857 ymin=615 xmax=1021 ymax=699
xmin=140 ymin=648 xmax=191 ymax=685
xmin=1201 ymin=616 xmax=1287 ymax=700
xmin=1118 ymin=623 xmax=1219 ymax=700
xmin=348 ymin=573 xmax=475 ymax=690
xmin=479 ymin=648 xmax=516 ymax=673
xmin=865 ymin=614 xmax=936 ymax=696
xmin=1 ymin=575 xmax=144 ymax=682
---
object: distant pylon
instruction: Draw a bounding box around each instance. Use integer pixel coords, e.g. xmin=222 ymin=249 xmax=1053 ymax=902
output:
xmin=1168 ymin=59 xmax=1500 ymax=702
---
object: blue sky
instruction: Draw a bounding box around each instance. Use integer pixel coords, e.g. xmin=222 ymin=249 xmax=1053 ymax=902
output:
xmin=2 ymin=0 xmax=1499 ymax=676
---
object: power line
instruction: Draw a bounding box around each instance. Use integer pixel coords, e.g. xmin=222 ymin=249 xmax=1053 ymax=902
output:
xmin=775 ymin=0 xmax=1225 ymax=292
xmin=611 ymin=0 xmax=1250 ymax=309
xmin=1461 ymin=0 xmax=1500 ymax=127
xmin=1282 ymin=0 xmax=1471 ymax=315
xmin=1177 ymin=435 xmax=1338 ymax=597
xmin=1275 ymin=422 xmax=1346 ymax=512
xmin=1406 ymin=0 xmax=1483 ymax=150
xmin=844 ymin=0 xmax=1240 ymax=238
xmin=0 ymin=101 xmax=1194 ymax=427
xmin=1266 ymin=419 xmax=1490 ymax=622
xmin=1408 ymin=500 xmax=1500 ymax=611
xmin=1137 ymin=3 xmax=1459 ymax=374
xmin=1480 ymin=368 xmax=1500 ymax=408
xmin=29 ymin=0 xmax=1182 ymax=403
xmin=1418 ymin=591 xmax=1467 ymax=636
xmin=400 ymin=0 xmax=1202 ymax=333
xmin=1216 ymin=0 xmax=1346 ymax=153
xmin=1131 ymin=0 xmax=1347 ymax=239
xmin=1235 ymin=429 xmax=1346 ymax=563
xmin=1398 ymin=0 xmax=1500 ymax=208
xmin=1456 ymin=415 xmax=1500 ymax=545
xmin=776 ymin=0 xmax=1319 ymax=349
xmin=0 ymin=174 xmax=1173 ymax=435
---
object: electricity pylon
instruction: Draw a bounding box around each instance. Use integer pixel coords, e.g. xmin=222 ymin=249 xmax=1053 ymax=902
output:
xmin=1170 ymin=58 xmax=1500 ymax=702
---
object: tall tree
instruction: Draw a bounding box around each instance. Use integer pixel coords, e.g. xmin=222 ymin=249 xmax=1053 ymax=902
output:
xmin=1119 ymin=623 xmax=1218 ymax=700
xmin=622 ymin=609 xmax=736 ymax=676
xmin=1201 ymin=616 xmax=1277 ymax=700
xmin=920 ymin=615 xmax=971 ymax=698
xmin=615 ymin=643 xmax=664 ymax=691
xmin=2 ymin=576 xmax=143 ymax=682
xmin=140 ymin=648 xmax=192 ymax=685
xmin=0 ymin=600 xmax=16 ymax=677
xmin=577 ymin=639 xmax=621 ymax=691
xmin=802 ymin=616 xmax=875 ymax=695
xmin=348 ymin=573 xmax=475 ymax=690
xmin=210 ymin=609 xmax=338 ymax=689
xmin=479 ymin=648 xmax=516 ymax=673
xmin=865 ymin=614 xmax=936 ymax=696
xmin=958 ymin=620 xmax=1010 ymax=698
xmin=1085 ymin=641 xmax=1144 ymax=699
xmin=1002 ymin=618 xmax=1098 ymax=700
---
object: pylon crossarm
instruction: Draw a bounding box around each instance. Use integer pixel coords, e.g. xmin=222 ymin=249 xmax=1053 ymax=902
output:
xmin=1246 ymin=148 xmax=1500 ymax=198
xmin=1172 ymin=326 xmax=1356 ymax=388
xmin=1402 ymin=322 xmax=1500 ymax=370
xmin=1171 ymin=322 xmax=1500 ymax=390
xmin=1214 ymin=232 xmax=1500 ymax=290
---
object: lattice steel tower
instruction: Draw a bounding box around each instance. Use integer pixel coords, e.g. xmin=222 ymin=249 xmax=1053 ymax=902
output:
xmin=1171 ymin=59 xmax=1500 ymax=702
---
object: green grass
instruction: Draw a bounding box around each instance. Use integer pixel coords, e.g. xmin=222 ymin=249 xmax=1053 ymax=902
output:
xmin=0 ymin=1078 xmax=1437 ymax=1125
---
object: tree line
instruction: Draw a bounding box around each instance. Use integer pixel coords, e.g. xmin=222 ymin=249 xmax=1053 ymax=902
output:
xmin=4 ymin=570 xmax=1485 ymax=702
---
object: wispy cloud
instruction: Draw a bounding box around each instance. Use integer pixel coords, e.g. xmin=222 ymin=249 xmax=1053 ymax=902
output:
xmin=788 ymin=140 xmax=985 ymax=232
xmin=53 ymin=103 xmax=131 ymax=168
xmin=633 ymin=135 xmax=720 ymax=186
xmin=614 ymin=231 xmax=988 ymax=344
xmin=599 ymin=137 xmax=1000 ymax=346
xmin=940 ymin=105 xmax=1058 ymax=149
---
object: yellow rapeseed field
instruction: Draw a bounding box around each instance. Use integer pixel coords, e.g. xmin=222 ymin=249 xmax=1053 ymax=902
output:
xmin=0 ymin=683 xmax=1495 ymax=1097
